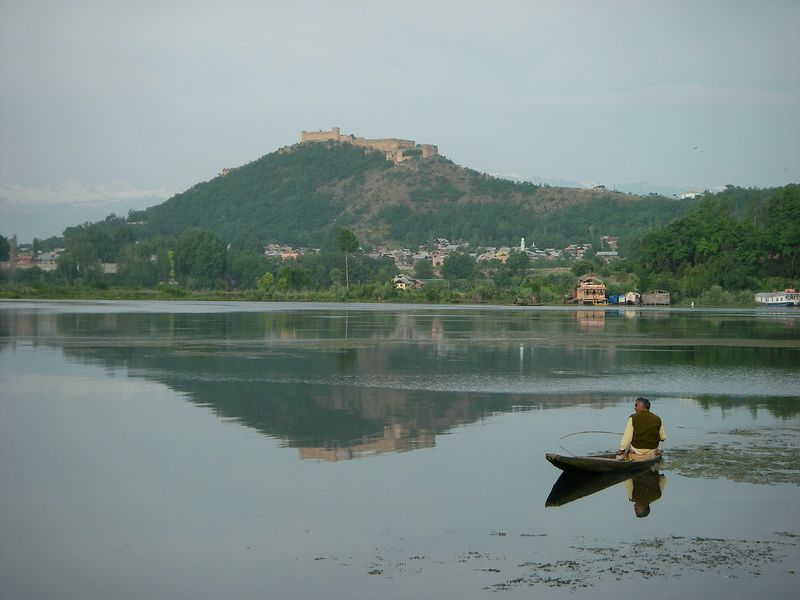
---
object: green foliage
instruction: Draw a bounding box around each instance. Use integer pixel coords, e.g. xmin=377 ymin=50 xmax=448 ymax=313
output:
xmin=174 ymin=228 xmax=226 ymax=288
xmin=414 ymin=259 xmax=434 ymax=278
xmin=0 ymin=235 xmax=9 ymax=261
xmin=633 ymin=184 xmax=800 ymax=293
xmin=63 ymin=214 xmax=134 ymax=262
xmin=408 ymin=177 xmax=462 ymax=202
xmin=277 ymin=264 xmax=311 ymax=290
xmin=442 ymin=252 xmax=477 ymax=280
xmin=571 ymin=260 xmax=594 ymax=277
xmin=55 ymin=253 xmax=78 ymax=285
xmin=505 ymin=250 xmax=530 ymax=276
xmin=336 ymin=228 xmax=359 ymax=254
xmin=157 ymin=283 xmax=187 ymax=297
xmin=375 ymin=194 xmax=694 ymax=249
xmin=761 ymin=184 xmax=800 ymax=277
xmin=257 ymin=272 xmax=274 ymax=290
xmin=115 ymin=237 xmax=172 ymax=287
xmin=227 ymin=249 xmax=270 ymax=289
xmin=470 ymin=171 xmax=539 ymax=198
xmin=139 ymin=143 xmax=391 ymax=246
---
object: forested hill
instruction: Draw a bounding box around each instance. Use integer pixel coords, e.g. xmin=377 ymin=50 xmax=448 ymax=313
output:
xmin=130 ymin=142 xmax=697 ymax=249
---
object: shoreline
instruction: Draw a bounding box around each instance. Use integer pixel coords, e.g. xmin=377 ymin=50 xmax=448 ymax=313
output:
xmin=0 ymin=287 xmax=777 ymax=309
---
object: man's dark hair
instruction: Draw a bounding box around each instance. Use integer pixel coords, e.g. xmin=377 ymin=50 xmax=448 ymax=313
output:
xmin=635 ymin=396 xmax=651 ymax=410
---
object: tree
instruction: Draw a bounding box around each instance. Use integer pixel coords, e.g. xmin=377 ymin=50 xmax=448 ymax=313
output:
xmin=336 ymin=228 xmax=359 ymax=288
xmin=277 ymin=264 xmax=311 ymax=290
xmin=173 ymin=228 xmax=227 ymax=288
xmin=442 ymin=252 xmax=476 ymax=280
xmin=505 ymin=250 xmax=530 ymax=276
xmin=55 ymin=253 xmax=78 ymax=285
xmin=571 ymin=260 xmax=593 ymax=277
xmin=0 ymin=235 xmax=9 ymax=261
xmin=258 ymin=272 xmax=274 ymax=290
xmin=763 ymin=184 xmax=800 ymax=277
xmin=414 ymin=259 xmax=434 ymax=279
xmin=70 ymin=236 xmax=102 ymax=282
xmin=227 ymin=249 xmax=269 ymax=289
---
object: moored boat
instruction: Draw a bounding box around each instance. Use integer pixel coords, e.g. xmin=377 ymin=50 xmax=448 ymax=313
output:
xmin=545 ymin=451 xmax=662 ymax=473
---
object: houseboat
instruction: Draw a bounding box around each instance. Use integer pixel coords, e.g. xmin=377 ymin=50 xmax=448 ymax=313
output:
xmin=572 ymin=275 xmax=608 ymax=305
xmin=641 ymin=290 xmax=671 ymax=306
xmin=755 ymin=289 xmax=800 ymax=307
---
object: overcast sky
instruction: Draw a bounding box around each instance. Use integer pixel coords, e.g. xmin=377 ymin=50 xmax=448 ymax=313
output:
xmin=1 ymin=0 xmax=799 ymax=239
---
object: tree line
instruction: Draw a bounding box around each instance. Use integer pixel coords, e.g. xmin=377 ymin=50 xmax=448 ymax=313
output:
xmin=631 ymin=184 xmax=799 ymax=299
xmin=2 ymin=184 xmax=797 ymax=306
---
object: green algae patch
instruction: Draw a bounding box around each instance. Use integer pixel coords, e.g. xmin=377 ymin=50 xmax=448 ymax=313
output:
xmin=667 ymin=425 xmax=800 ymax=486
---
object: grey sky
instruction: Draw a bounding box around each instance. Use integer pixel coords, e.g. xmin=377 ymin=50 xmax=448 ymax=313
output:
xmin=1 ymin=0 xmax=798 ymax=239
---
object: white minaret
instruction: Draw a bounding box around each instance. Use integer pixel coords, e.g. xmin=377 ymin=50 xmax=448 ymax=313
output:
xmin=521 ymin=237 xmax=525 ymax=251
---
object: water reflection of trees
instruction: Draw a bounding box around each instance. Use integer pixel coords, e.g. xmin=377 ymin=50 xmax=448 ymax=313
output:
xmin=694 ymin=395 xmax=800 ymax=419
xmin=2 ymin=306 xmax=799 ymax=455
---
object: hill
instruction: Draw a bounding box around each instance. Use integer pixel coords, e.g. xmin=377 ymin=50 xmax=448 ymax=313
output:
xmin=129 ymin=141 xmax=696 ymax=249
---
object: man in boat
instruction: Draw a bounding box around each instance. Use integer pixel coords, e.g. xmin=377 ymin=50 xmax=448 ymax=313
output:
xmin=616 ymin=397 xmax=666 ymax=461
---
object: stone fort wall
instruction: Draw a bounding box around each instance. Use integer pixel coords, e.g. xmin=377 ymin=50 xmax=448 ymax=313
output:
xmin=301 ymin=127 xmax=438 ymax=162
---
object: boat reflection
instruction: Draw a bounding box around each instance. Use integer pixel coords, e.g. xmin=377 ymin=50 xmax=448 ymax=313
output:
xmin=546 ymin=468 xmax=666 ymax=517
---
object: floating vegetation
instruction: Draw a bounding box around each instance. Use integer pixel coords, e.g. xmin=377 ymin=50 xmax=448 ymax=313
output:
xmin=336 ymin=531 xmax=797 ymax=592
xmin=667 ymin=425 xmax=800 ymax=485
xmin=485 ymin=535 xmax=796 ymax=592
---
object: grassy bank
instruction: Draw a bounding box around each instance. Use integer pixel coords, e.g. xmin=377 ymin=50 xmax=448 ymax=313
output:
xmin=0 ymin=283 xmax=765 ymax=308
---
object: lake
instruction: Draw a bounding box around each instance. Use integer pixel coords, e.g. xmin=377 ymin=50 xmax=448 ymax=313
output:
xmin=1 ymin=300 xmax=798 ymax=599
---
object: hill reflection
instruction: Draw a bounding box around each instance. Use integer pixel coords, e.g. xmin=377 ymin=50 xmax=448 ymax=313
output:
xmin=2 ymin=305 xmax=799 ymax=459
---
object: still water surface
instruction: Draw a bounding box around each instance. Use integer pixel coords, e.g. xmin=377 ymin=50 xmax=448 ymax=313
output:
xmin=1 ymin=301 xmax=798 ymax=599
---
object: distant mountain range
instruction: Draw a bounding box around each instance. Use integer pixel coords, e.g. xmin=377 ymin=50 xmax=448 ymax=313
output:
xmin=1 ymin=183 xmax=168 ymax=242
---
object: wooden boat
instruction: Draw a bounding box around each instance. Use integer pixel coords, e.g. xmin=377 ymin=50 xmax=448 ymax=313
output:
xmin=545 ymin=450 xmax=662 ymax=473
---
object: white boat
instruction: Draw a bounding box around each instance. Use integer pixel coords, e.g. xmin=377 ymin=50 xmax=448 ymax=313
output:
xmin=755 ymin=289 xmax=800 ymax=307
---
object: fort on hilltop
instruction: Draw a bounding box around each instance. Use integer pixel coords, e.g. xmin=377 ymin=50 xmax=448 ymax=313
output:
xmin=300 ymin=127 xmax=438 ymax=163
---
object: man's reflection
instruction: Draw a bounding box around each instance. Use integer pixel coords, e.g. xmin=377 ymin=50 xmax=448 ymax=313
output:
xmin=625 ymin=470 xmax=666 ymax=518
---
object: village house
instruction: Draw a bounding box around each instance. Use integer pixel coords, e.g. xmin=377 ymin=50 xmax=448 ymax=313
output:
xmin=393 ymin=274 xmax=424 ymax=290
xmin=476 ymin=247 xmax=497 ymax=262
xmin=600 ymin=235 xmax=619 ymax=251
xmin=595 ymin=251 xmax=619 ymax=262
xmin=493 ymin=247 xmax=512 ymax=264
xmin=563 ymin=244 xmax=592 ymax=260
xmin=263 ymin=243 xmax=309 ymax=260
xmin=371 ymin=247 xmax=416 ymax=270
xmin=432 ymin=238 xmax=466 ymax=253
xmin=280 ymin=249 xmax=300 ymax=260
xmin=430 ymin=251 xmax=448 ymax=268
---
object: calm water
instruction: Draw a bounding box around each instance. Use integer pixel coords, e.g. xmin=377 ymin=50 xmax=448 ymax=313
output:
xmin=1 ymin=300 xmax=799 ymax=599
